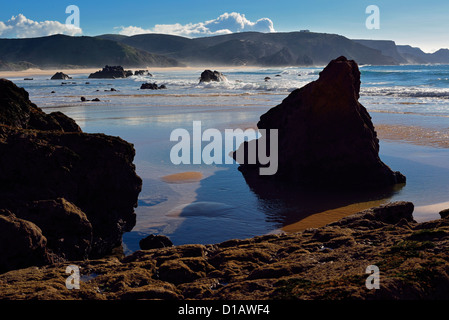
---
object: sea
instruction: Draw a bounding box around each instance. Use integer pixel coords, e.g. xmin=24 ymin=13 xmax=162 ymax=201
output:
xmin=6 ymin=64 xmax=449 ymax=253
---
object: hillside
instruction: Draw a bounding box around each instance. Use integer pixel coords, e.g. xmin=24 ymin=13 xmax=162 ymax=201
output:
xmin=0 ymin=34 xmax=183 ymax=69
xmin=98 ymin=31 xmax=398 ymax=66
xmin=353 ymin=40 xmax=407 ymax=64
xmin=2 ymin=32 xmax=448 ymax=69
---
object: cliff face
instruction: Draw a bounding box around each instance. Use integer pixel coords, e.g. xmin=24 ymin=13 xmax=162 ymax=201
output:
xmin=235 ymin=56 xmax=405 ymax=189
xmin=0 ymin=79 xmax=142 ymax=273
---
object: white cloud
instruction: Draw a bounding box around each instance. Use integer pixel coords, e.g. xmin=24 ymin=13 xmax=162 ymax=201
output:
xmin=117 ymin=12 xmax=275 ymax=37
xmin=0 ymin=14 xmax=82 ymax=38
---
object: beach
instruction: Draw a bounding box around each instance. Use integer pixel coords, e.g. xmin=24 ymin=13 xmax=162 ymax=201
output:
xmin=2 ymin=64 xmax=449 ymax=252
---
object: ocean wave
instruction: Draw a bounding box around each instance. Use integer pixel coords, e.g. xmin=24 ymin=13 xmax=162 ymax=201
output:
xmin=361 ymin=86 xmax=449 ymax=99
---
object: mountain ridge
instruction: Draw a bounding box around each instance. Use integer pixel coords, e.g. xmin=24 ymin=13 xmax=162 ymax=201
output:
xmin=1 ymin=32 xmax=449 ymax=70
xmin=0 ymin=34 xmax=183 ymax=70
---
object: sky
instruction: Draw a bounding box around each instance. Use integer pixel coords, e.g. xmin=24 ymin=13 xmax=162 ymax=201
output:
xmin=1 ymin=0 xmax=449 ymax=52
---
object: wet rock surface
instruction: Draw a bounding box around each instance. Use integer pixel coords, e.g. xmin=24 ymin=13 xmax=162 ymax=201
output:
xmin=3 ymin=201 xmax=449 ymax=300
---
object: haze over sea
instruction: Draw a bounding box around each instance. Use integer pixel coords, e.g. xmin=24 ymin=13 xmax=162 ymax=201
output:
xmin=5 ymin=64 xmax=449 ymax=253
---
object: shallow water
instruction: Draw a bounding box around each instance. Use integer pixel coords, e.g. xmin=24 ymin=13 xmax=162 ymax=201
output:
xmin=5 ymin=65 xmax=449 ymax=253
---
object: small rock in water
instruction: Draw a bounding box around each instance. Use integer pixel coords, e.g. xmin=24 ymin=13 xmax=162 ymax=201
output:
xmin=51 ymin=72 xmax=72 ymax=80
xmin=140 ymin=82 xmax=166 ymax=90
xmin=440 ymin=208 xmax=449 ymax=219
xmin=199 ymin=70 xmax=227 ymax=83
xmin=134 ymin=70 xmax=152 ymax=76
xmin=139 ymin=234 xmax=173 ymax=250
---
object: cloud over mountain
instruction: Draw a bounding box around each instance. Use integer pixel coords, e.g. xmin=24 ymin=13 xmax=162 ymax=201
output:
xmin=0 ymin=14 xmax=82 ymax=38
xmin=117 ymin=12 xmax=275 ymax=37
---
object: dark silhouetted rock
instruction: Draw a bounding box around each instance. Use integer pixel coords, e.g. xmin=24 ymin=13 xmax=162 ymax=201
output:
xmin=140 ymin=83 xmax=166 ymax=90
xmin=92 ymin=98 xmax=101 ymax=102
xmin=81 ymin=96 xmax=87 ymax=102
xmin=139 ymin=234 xmax=173 ymax=250
xmin=264 ymin=77 xmax=271 ymax=81
xmin=234 ymin=56 xmax=405 ymax=189
xmin=51 ymin=72 xmax=72 ymax=80
xmin=440 ymin=209 xmax=449 ymax=219
xmin=199 ymin=70 xmax=227 ymax=83
xmin=0 ymin=79 xmax=81 ymax=132
xmin=0 ymin=78 xmax=142 ymax=271
xmin=88 ymin=65 xmax=133 ymax=79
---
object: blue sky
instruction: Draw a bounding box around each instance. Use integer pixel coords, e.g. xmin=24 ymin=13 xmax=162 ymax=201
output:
xmin=1 ymin=0 xmax=449 ymax=52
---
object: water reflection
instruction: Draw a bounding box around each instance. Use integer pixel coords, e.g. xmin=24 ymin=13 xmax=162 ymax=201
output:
xmin=240 ymin=173 xmax=405 ymax=231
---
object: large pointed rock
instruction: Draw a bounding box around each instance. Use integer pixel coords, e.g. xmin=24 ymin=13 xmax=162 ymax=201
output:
xmin=235 ymin=56 xmax=405 ymax=188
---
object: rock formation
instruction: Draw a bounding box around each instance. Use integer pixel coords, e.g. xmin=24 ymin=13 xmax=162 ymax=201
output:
xmin=199 ymin=70 xmax=227 ymax=83
xmin=88 ymin=66 xmax=134 ymax=79
xmin=0 ymin=78 xmax=142 ymax=273
xmin=50 ymin=72 xmax=72 ymax=80
xmin=5 ymin=201 xmax=449 ymax=300
xmin=234 ymin=56 xmax=405 ymax=189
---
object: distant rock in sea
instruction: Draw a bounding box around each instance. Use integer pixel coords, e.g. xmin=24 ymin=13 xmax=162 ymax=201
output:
xmin=140 ymin=82 xmax=166 ymax=90
xmin=0 ymin=78 xmax=142 ymax=273
xmin=134 ymin=70 xmax=152 ymax=76
xmin=199 ymin=70 xmax=227 ymax=83
xmin=88 ymin=65 xmax=134 ymax=79
xmin=234 ymin=56 xmax=406 ymax=189
xmin=51 ymin=72 xmax=72 ymax=80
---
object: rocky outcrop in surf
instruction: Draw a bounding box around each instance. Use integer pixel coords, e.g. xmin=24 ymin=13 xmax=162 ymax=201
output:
xmin=234 ymin=56 xmax=405 ymax=189
xmin=199 ymin=70 xmax=227 ymax=83
xmin=50 ymin=72 xmax=72 ymax=80
xmin=88 ymin=65 xmax=134 ymax=79
xmin=5 ymin=201 xmax=449 ymax=300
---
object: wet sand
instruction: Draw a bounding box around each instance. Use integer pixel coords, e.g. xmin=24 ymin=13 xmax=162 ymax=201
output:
xmin=0 ymin=68 xmax=100 ymax=78
xmin=282 ymin=199 xmax=390 ymax=232
xmin=161 ymin=172 xmax=204 ymax=184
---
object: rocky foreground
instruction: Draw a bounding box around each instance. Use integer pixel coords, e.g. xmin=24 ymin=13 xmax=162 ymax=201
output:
xmin=2 ymin=201 xmax=449 ymax=300
xmin=0 ymin=78 xmax=142 ymax=273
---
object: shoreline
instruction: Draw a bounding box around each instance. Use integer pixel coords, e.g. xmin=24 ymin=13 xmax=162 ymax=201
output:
xmin=0 ymin=65 xmax=265 ymax=78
